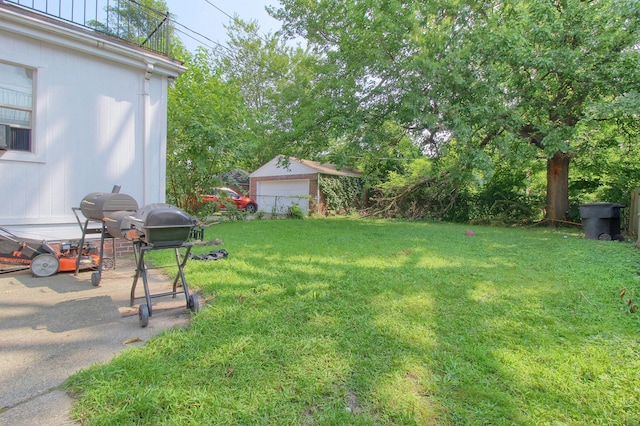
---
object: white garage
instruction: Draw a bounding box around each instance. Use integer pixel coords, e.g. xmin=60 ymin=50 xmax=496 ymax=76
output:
xmin=256 ymin=180 xmax=310 ymax=215
xmin=250 ymin=156 xmax=362 ymax=216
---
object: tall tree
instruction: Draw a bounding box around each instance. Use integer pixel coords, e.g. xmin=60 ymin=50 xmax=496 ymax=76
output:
xmin=166 ymin=48 xmax=248 ymax=211
xmin=214 ymin=18 xmax=320 ymax=168
xmin=273 ymin=0 xmax=640 ymax=222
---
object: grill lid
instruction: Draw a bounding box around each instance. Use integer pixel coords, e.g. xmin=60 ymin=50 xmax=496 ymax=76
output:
xmin=134 ymin=203 xmax=196 ymax=228
xmin=80 ymin=192 xmax=138 ymax=221
xmin=119 ymin=203 xmax=197 ymax=247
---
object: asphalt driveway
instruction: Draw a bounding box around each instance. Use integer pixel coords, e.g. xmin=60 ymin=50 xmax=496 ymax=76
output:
xmin=0 ymin=259 xmax=200 ymax=425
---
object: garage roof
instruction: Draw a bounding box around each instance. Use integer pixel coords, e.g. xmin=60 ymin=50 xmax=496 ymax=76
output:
xmin=250 ymin=156 xmax=362 ymax=178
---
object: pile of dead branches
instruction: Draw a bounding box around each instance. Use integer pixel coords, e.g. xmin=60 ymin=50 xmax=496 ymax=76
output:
xmin=362 ymin=171 xmax=459 ymax=220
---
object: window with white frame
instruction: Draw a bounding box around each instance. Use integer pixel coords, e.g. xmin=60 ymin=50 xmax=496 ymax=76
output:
xmin=0 ymin=62 xmax=33 ymax=152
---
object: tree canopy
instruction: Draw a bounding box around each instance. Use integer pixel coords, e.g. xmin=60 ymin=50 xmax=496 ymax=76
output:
xmin=164 ymin=0 xmax=640 ymax=223
xmin=166 ymin=48 xmax=249 ymax=210
xmin=213 ymin=18 xmax=320 ymax=168
xmin=271 ymin=0 xmax=640 ymax=222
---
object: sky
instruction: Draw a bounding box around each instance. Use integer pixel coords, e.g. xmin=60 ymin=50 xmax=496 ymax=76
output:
xmin=163 ymin=0 xmax=284 ymax=53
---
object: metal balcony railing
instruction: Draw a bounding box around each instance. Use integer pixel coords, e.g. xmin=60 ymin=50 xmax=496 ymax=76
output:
xmin=3 ymin=0 xmax=171 ymax=56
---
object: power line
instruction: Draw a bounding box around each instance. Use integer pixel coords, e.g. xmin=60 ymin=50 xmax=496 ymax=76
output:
xmin=173 ymin=27 xmax=219 ymax=52
xmin=166 ymin=1 xmax=262 ymax=56
xmin=202 ymin=0 xmax=234 ymax=21
xmin=171 ymin=19 xmax=232 ymax=53
xmin=166 ymin=1 xmax=303 ymax=82
xmin=198 ymin=0 xmax=276 ymax=47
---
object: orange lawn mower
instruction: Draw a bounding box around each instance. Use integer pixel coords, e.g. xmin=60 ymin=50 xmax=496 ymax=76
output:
xmin=0 ymin=227 xmax=100 ymax=277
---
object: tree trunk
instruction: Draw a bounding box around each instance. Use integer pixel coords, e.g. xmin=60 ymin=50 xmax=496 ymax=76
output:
xmin=546 ymin=151 xmax=571 ymax=225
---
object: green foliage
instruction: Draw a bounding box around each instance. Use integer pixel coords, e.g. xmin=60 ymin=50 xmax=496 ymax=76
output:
xmin=272 ymin=0 xmax=640 ymax=222
xmin=466 ymin=188 xmax=544 ymax=227
xmin=166 ymin=49 xmax=248 ymax=213
xmin=463 ymin=155 xmax=546 ymax=225
xmin=318 ymin=175 xmax=363 ymax=214
xmin=165 ymin=17 xmax=326 ymax=216
xmin=362 ymin=150 xmax=548 ymax=224
xmin=214 ymin=19 xmax=322 ymax=169
xmin=363 ymin=158 xmax=468 ymax=220
xmin=326 ymin=121 xmax=423 ymax=190
xmin=286 ymin=203 xmax=305 ymax=219
xmin=571 ymin=118 xmax=640 ymax=206
xmin=66 ymin=219 xmax=640 ymax=425
xmin=165 ymin=0 xmax=640 ymax=225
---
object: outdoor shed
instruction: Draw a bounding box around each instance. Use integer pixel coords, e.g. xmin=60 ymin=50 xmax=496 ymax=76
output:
xmin=250 ymin=156 xmax=362 ymax=215
xmin=0 ymin=1 xmax=185 ymax=242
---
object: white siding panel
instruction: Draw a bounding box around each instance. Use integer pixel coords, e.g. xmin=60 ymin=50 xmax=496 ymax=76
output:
xmin=0 ymin=10 xmax=182 ymax=232
xmin=257 ymin=180 xmax=310 ymax=215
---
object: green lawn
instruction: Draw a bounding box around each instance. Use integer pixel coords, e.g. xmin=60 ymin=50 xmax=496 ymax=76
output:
xmin=65 ymin=218 xmax=640 ymax=425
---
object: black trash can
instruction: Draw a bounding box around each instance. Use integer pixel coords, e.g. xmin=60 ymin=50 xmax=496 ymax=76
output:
xmin=579 ymin=202 xmax=625 ymax=241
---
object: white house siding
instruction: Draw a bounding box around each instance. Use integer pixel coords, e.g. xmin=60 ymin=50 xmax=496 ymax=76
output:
xmin=0 ymin=5 xmax=184 ymax=239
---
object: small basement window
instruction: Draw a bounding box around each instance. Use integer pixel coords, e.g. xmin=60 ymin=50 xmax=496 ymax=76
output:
xmin=0 ymin=62 xmax=33 ymax=152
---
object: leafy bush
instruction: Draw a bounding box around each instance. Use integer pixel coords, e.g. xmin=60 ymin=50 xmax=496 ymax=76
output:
xmin=287 ymin=203 xmax=305 ymax=219
xmin=318 ymin=175 xmax=363 ymax=215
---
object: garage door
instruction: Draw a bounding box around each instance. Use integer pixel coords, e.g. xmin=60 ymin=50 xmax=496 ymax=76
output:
xmin=257 ymin=180 xmax=310 ymax=215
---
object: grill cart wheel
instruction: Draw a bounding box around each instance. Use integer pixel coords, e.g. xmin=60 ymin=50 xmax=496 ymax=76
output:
xmin=189 ymin=294 xmax=200 ymax=313
xmin=91 ymin=272 xmax=101 ymax=286
xmin=139 ymin=304 xmax=150 ymax=328
xmin=30 ymin=253 xmax=60 ymax=277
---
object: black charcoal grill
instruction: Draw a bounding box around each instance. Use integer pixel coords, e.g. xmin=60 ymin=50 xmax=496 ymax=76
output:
xmin=74 ymin=187 xmax=139 ymax=286
xmin=116 ymin=203 xmax=200 ymax=327
xmin=76 ymin=190 xmax=201 ymax=327
xmin=80 ymin=191 xmax=139 ymax=223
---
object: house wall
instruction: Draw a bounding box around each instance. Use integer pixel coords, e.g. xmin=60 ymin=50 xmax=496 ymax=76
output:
xmin=0 ymin=5 xmax=184 ymax=242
